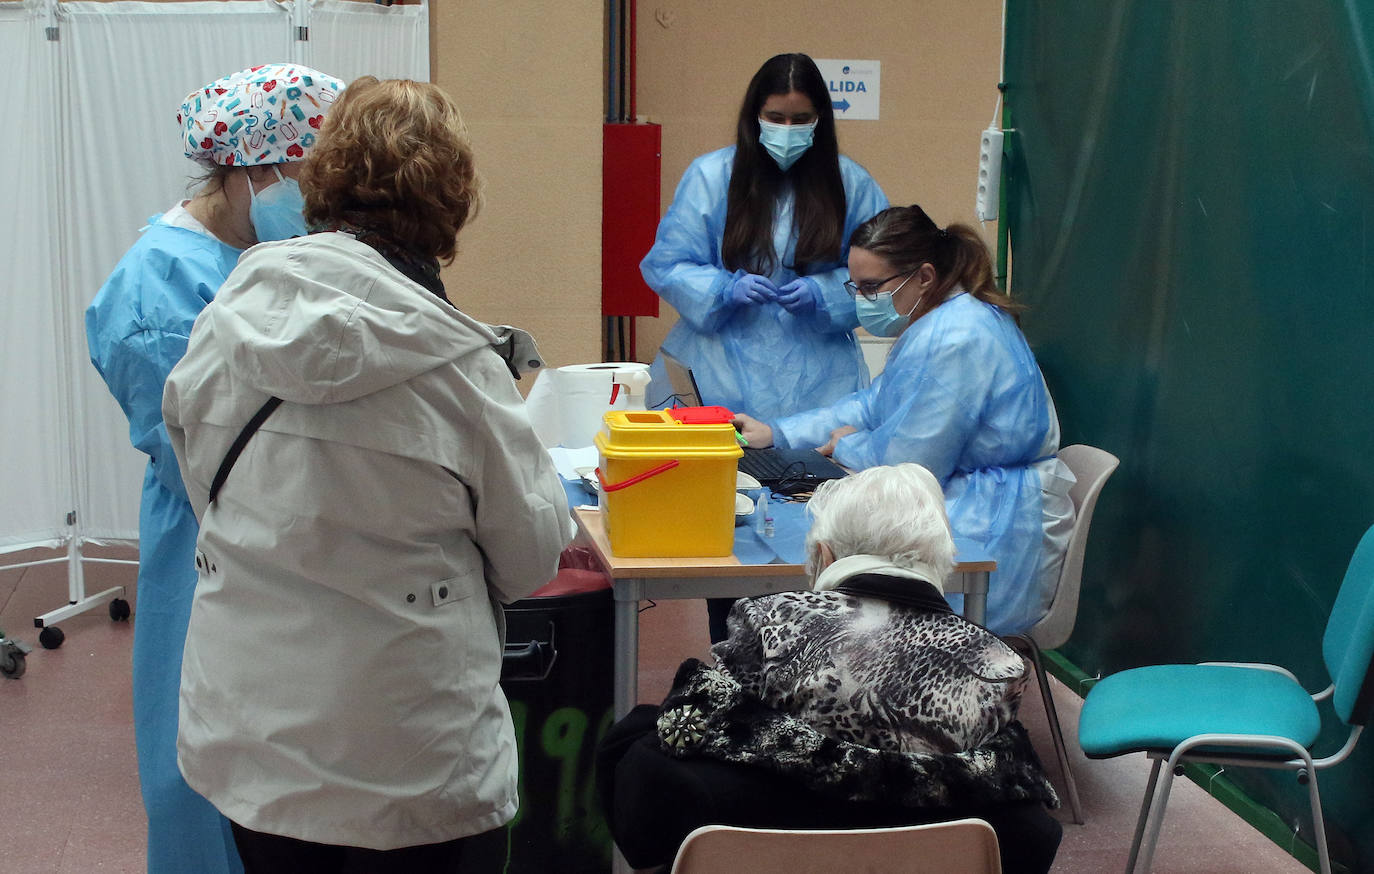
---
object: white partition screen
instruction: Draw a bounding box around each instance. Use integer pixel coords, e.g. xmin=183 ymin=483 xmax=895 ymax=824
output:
xmin=309 ymin=0 xmax=430 ymax=83
xmin=59 ymin=0 xmax=295 ymax=545
xmin=0 ymin=1 xmax=67 ymax=550
xmin=2 ymin=0 xmax=429 ymax=620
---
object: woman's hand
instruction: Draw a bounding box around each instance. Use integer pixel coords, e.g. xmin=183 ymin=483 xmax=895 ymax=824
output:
xmin=816 ymin=425 xmax=858 ymax=457
xmin=732 ymin=413 xmax=774 ymax=448
xmin=728 ymin=274 xmax=778 ymax=306
xmin=775 ymin=277 xmax=819 ymax=315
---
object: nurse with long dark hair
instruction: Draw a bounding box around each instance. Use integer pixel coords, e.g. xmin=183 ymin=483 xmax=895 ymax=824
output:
xmin=641 ymin=52 xmax=888 ymax=422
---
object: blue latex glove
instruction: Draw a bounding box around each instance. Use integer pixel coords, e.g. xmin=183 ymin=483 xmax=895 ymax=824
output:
xmin=776 ymin=277 xmax=819 ymax=315
xmin=728 ymin=273 xmax=777 ymax=306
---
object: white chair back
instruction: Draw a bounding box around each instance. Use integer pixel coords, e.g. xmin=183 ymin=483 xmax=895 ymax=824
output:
xmin=1027 ymin=444 xmax=1120 ymax=650
xmin=669 ymin=819 xmax=1002 ymax=874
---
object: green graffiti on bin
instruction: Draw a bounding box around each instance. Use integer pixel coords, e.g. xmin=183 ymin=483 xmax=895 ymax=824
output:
xmin=507 ymin=702 xmax=613 ymax=869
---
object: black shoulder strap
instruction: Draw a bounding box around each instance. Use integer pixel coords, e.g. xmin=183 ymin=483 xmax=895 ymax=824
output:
xmin=208 ymin=396 xmax=284 ymax=504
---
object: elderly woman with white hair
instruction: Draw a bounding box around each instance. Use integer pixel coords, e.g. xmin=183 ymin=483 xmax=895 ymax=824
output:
xmin=715 ymin=462 xmax=1024 ymax=754
xmin=597 ymin=464 xmax=1062 ymax=874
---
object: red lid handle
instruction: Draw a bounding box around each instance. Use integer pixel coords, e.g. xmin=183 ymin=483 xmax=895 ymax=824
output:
xmin=595 ymin=460 xmax=680 ymax=492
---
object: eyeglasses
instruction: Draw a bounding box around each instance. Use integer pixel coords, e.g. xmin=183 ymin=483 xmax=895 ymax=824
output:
xmin=844 ymin=269 xmax=918 ymax=301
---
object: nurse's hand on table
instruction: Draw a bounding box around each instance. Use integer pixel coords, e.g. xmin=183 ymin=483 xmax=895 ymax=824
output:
xmin=732 ymin=413 xmax=773 ymax=448
xmin=817 ymin=425 xmax=858 ymax=457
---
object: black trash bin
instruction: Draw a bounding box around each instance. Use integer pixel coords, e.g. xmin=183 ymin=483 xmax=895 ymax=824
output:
xmin=500 ymin=576 xmax=615 ymax=874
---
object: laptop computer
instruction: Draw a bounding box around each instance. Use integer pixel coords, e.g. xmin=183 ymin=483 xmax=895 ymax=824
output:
xmin=659 ymin=351 xmax=848 ymax=490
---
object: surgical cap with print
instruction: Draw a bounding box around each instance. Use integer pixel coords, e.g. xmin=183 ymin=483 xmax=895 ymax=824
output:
xmin=179 ymin=63 xmax=345 ymax=167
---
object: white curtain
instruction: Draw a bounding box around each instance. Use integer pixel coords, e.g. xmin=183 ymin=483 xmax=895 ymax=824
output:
xmin=1 ymin=0 xmax=429 ymax=555
xmin=308 ymin=0 xmax=430 ymax=83
xmin=59 ymin=0 xmax=294 ymax=546
xmin=0 ymin=1 xmax=67 ymax=550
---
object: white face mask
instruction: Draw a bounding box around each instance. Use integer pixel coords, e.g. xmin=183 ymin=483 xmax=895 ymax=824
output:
xmin=757 ymin=118 xmax=817 ymax=170
xmin=249 ymin=165 xmax=309 ymax=243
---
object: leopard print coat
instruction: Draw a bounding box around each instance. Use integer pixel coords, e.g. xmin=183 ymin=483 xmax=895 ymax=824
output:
xmin=656 ymin=658 xmax=1059 ymax=810
xmin=711 ymin=575 xmax=1031 ymax=755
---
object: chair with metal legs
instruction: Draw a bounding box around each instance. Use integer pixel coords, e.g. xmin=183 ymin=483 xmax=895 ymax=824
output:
xmin=1077 ymin=521 xmax=1374 ymax=874
xmin=1004 ymin=443 xmax=1119 ymax=824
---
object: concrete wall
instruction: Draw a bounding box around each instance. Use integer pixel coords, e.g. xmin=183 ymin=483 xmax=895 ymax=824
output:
xmin=431 ymin=1 xmax=605 ymax=373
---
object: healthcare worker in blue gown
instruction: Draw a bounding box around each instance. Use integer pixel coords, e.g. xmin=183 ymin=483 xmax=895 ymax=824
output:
xmin=734 ymin=205 xmax=1076 ymax=636
xmin=84 ymin=64 xmax=344 ymax=874
xmin=640 ymin=52 xmax=888 ymax=421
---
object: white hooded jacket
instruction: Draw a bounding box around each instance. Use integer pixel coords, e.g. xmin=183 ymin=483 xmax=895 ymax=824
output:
xmin=163 ymin=232 xmax=574 ymax=849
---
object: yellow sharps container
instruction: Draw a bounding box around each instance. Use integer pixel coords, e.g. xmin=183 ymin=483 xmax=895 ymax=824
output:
xmin=593 ymin=408 xmax=743 ymax=557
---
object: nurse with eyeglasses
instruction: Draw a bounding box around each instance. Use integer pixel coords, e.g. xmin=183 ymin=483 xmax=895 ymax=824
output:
xmin=733 ymin=204 xmax=1076 ymax=637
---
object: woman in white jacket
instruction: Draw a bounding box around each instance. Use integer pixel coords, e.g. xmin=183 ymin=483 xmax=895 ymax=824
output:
xmin=163 ymin=77 xmax=574 ymax=873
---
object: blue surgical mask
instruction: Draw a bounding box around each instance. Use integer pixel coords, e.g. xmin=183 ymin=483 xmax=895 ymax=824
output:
xmin=855 ymin=284 xmax=920 ymax=337
xmin=249 ymin=165 xmax=309 ymax=243
xmin=758 ymin=118 xmax=817 ymax=171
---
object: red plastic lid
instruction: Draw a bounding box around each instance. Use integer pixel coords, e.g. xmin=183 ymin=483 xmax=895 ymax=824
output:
xmin=667 ymin=405 xmax=736 ymax=425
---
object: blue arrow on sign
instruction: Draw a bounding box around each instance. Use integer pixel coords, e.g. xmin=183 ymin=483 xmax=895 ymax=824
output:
xmin=834 ymin=98 xmax=851 ymax=113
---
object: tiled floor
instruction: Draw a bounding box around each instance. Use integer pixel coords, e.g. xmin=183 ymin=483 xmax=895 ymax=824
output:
xmin=1 ymin=546 xmax=145 ymax=874
xmin=1 ymin=547 xmax=1312 ymax=873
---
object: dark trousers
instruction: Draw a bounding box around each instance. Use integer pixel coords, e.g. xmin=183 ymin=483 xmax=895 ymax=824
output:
xmin=229 ymin=821 xmax=509 ymax=874
xmin=597 ymin=705 xmax=1062 ymax=874
xmin=706 ymin=597 xmax=737 ymax=643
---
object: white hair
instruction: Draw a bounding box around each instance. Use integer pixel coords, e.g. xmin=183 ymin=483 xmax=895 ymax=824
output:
xmin=804 ymin=463 xmax=955 ymax=582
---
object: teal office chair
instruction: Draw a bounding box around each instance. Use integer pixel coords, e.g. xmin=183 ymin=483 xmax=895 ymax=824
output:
xmin=1005 ymin=443 xmax=1119 ymax=825
xmin=1077 ymin=523 xmax=1374 ymax=874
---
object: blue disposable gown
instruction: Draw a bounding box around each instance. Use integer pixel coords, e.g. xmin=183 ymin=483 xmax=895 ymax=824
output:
xmin=773 ymin=292 xmax=1076 ymax=635
xmin=641 ymin=147 xmax=888 ymax=420
xmin=85 ymin=215 xmax=244 ymax=874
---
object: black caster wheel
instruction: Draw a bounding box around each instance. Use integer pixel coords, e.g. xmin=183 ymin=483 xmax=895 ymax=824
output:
xmin=38 ymin=626 xmax=65 ymax=650
xmin=0 ymin=645 xmax=25 ymax=679
xmin=109 ymin=598 xmax=131 ymax=622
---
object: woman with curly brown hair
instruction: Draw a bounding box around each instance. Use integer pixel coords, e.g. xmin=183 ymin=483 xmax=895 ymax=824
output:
xmin=85 ymin=62 xmax=344 ymax=874
xmin=162 ymin=77 xmax=573 ymax=873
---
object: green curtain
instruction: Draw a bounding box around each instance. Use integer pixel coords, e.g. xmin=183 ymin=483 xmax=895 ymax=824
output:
xmin=1005 ymin=0 xmax=1374 ymax=868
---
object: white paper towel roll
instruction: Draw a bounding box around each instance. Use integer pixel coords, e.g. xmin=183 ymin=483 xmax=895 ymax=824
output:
xmin=523 ymin=369 xmax=563 ymax=449
xmin=557 ymin=362 xmax=649 ymax=448
xmin=524 ymin=362 xmax=651 ymax=449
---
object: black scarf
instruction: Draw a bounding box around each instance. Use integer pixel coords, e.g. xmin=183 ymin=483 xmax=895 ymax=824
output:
xmin=332 ymin=224 xmax=448 ymax=304
xmin=834 ymin=573 xmax=954 ymax=615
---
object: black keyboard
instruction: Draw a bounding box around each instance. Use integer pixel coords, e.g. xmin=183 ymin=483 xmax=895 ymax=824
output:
xmin=739 ymin=447 xmax=847 ymax=485
xmin=739 ymin=448 xmax=797 ymax=483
